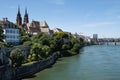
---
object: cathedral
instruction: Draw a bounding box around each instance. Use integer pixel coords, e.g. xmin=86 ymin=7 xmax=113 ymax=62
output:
xmin=16 ymin=6 xmax=52 ymax=35
xmin=16 ymin=6 xmax=29 ymax=26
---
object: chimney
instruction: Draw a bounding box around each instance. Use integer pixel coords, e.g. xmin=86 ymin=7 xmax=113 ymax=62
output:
xmin=3 ymin=17 xmax=8 ymax=22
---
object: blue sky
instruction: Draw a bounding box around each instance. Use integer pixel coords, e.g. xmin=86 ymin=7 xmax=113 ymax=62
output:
xmin=0 ymin=0 xmax=120 ymax=38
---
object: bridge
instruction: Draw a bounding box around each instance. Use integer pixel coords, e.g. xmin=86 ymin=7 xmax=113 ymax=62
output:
xmin=96 ymin=38 xmax=120 ymax=45
xmin=98 ymin=42 xmax=120 ymax=45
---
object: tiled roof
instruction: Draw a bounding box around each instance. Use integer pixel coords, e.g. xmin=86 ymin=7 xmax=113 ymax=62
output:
xmin=26 ymin=20 xmax=50 ymax=34
xmin=39 ymin=21 xmax=49 ymax=28
xmin=0 ymin=19 xmax=18 ymax=29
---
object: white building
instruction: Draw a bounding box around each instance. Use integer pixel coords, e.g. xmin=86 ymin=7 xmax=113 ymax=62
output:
xmin=0 ymin=18 xmax=20 ymax=44
xmin=84 ymin=36 xmax=91 ymax=42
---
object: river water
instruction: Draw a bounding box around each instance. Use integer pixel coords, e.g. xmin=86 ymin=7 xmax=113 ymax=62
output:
xmin=23 ymin=45 xmax=120 ymax=80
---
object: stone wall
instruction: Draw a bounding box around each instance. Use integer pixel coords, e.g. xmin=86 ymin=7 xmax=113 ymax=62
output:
xmin=15 ymin=53 xmax=57 ymax=79
xmin=0 ymin=66 xmax=5 ymax=80
xmin=0 ymin=46 xmax=30 ymax=65
xmin=0 ymin=65 xmax=13 ymax=80
xmin=0 ymin=53 xmax=57 ymax=80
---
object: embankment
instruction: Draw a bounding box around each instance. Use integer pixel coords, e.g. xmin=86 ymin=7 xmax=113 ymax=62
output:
xmin=0 ymin=53 xmax=58 ymax=80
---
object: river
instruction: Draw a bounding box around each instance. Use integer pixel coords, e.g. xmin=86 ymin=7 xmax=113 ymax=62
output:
xmin=23 ymin=45 xmax=120 ymax=80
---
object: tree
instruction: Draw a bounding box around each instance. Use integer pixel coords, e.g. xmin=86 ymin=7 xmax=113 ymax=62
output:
xmin=10 ymin=48 xmax=25 ymax=67
xmin=0 ymin=25 xmax=4 ymax=42
xmin=41 ymin=45 xmax=51 ymax=58
xmin=0 ymin=42 xmax=7 ymax=47
xmin=29 ymin=43 xmax=43 ymax=61
xmin=20 ymin=35 xmax=30 ymax=44
xmin=50 ymin=35 xmax=64 ymax=52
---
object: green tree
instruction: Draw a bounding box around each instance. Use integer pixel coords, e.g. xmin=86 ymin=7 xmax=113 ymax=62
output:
xmin=23 ymin=41 xmax=32 ymax=46
xmin=20 ymin=35 xmax=30 ymax=44
xmin=72 ymin=43 xmax=81 ymax=52
xmin=41 ymin=45 xmax=51 ymax=58
xmin=29 ymin=43 xmax=43 ymax=61
xmin=31 ymin=33 xmax=50 ymax=46
xmin=62 ymin=44 xmax=71 ymax=50
xmin=10 ymin=48 xmax=25 ymax=67
xmin=18 ymin=25 xmax=26 ymax=36
xmin=0 ymin=42 xmax=7 ymax=47
xmin=50 ymin=35 xmax=64 ymax=52
xmin=53 ymin=32 xmax=69 ymax=38
xmin=27 ymin=32 xmax=84 ymax=61
xmin=6 ymin=42 xmax=14 ymax=47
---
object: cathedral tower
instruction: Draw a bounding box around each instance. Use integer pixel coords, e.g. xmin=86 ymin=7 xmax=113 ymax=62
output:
xmin=23 ymin=8 xmax=29 ymax=24
xmin=16 ymin=6 xmax=22 ymax=26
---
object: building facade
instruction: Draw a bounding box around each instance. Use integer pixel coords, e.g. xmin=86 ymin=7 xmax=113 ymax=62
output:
xmin=0 ymin=18 xmax=20 ymax=44
xmin=25 ymin=21 xmax=51 ymax=35
xmin=93 ymin=34 xmax=98 ymax=39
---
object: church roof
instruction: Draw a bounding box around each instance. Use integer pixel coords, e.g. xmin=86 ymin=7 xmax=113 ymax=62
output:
xmin=29 ymin=27 xmax=41 ymax=32
xmin=39 ymin=21 xmax=49 ymax=28
xmin=26 ymin=20 xmax=50 ymax=34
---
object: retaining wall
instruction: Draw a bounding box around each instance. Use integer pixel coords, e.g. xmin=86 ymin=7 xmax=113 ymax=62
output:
xmin=0 ymin=53 xmax=57 ymax=80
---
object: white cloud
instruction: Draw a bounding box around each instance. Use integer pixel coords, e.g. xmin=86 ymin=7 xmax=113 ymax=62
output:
xmin=79 ymin=22 xmax=116 ymax=27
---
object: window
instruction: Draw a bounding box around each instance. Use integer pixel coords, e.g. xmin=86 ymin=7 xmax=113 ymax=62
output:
xmin=10 ymin=30 xmax=12 ymax=33
xmin=13 ymin=30 xmax=15 ymax=33
xmin=6 ymin=35 xmax=8 ymax=38
xmin=13 ymin=36 xmax=15 ymax=39
xmin=17 ymin=36 xmax=19 ymax=39
xmin=17 ymin=30 xmax=19 ymax=33
xmin=6 ymin=30 xmax=9 ymax=33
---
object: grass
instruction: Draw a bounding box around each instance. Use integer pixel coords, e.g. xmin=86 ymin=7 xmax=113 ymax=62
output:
xmin=22 ymin=61 xmax=36 ymax=66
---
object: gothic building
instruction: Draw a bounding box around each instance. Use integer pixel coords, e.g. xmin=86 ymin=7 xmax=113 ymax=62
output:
xmin=16 ymin=6 xmax=29 ymax=26
xmin=26 ymin=21 xmax=51 ymax=35
xmin=16 ymin=6 xmax=22 ymax=26
xmin=15 ymin=6 xmax=52 ymax=35
xmin=23 ymin=8 xmax=29 ymax=24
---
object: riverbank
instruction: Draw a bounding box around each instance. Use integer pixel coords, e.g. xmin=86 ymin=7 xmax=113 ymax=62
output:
xmin=0 ymin=53 xmax=58 ymax=80
xmin=21 ymin=48 xmax=84 ymax=80
xmin=23 ymin=45 xmax=120 ymax=80
xmin=0 ymin=32 xmax=85 ymax=80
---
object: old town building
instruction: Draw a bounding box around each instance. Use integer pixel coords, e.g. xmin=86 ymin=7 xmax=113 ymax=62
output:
xmin=26 ymin=21 xmax=51 ymax=35
xmin=0 ymin=18 xmax=20 ymax=44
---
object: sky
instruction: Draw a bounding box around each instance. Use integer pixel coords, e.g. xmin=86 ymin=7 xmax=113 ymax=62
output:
xmin=0 ymin=0 xmax=120 ymax=38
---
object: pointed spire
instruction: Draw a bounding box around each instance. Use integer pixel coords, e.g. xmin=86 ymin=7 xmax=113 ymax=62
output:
xmin=25 ymin=7 xmax=27 ymax=15
xmin=16 ymin=5 xmax=22 ymax=25
xmin=24 ymin=7 xmax=29 ymax=24
xmin=18 ymin=5 xmax=20 ymax=14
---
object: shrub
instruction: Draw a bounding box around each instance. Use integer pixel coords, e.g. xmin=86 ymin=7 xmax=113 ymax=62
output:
xmin=10 ymin=48 xmax=25 ymax=67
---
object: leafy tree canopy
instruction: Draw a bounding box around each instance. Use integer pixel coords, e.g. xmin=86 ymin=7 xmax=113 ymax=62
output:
xmin=10 ymin=48 xmax=25 ymax=67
